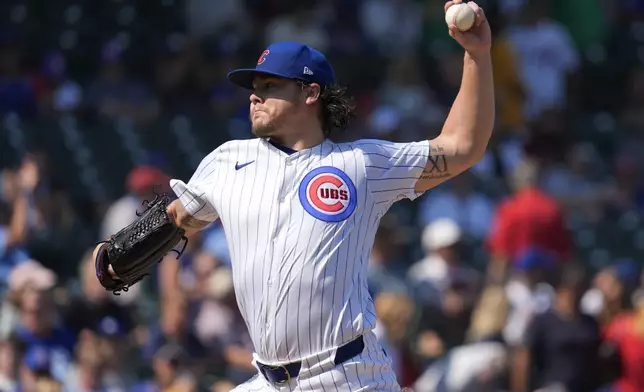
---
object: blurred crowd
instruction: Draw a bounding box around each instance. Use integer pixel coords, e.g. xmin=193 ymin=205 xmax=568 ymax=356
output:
xmin=1 ymin=0 xmax=644 ymax=391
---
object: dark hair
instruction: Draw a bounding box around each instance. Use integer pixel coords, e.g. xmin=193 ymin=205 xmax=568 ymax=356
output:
xmin=298 ymin=81 xmax=356 ymax=137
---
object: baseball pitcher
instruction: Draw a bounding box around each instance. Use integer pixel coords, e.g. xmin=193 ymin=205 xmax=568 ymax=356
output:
xmin=93 ymin=1 xmax=494 ymax=390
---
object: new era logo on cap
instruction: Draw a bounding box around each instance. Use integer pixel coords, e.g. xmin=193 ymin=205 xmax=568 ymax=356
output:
xmin=226 ymin=42 xmax=336 ymax=90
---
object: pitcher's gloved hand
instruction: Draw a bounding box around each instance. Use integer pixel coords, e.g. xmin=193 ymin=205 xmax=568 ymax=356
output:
xmin=94 ymin=193 xmax=187 ymax=295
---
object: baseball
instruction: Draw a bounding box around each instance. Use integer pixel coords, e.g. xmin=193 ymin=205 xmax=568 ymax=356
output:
xmin=445 ymin=3 xmax=476 ymax=32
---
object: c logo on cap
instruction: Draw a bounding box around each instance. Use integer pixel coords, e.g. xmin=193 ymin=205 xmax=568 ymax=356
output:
xmin=257 ymin=50 xmax=269 ymax=65
xmin=299 ymin=167 xmax=357 ymax=222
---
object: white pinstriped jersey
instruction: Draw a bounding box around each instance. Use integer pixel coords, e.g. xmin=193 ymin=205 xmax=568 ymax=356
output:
xmin=171 ymin=137 xmax=429 ymax=364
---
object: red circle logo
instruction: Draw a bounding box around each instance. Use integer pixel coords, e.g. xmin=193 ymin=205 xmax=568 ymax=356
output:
xmin=299 ymin=167 xmax=357 ymax=222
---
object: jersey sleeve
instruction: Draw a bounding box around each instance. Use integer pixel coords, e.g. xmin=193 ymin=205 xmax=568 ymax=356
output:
xmin=356 ymin=139 xmax=430 ymax=203
xmin=170 ymin=149 xmax=220 ymax=222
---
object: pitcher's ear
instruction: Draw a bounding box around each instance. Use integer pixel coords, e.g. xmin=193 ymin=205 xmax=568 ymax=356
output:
xmin=304 ymin=83 xmax=321 ymax=105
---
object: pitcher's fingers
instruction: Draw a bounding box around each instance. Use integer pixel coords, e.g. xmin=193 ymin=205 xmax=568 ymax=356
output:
xmin=476 ymin=7 xmax=486 ymax=27
xmin=467 ymin=1 xmax=480 ymax=11
xmin=467 ymin=2 xmax=487 ymax=27
xmin=448 ymin=26 xmax=466 ymax=41
xmin=444 ymin=0 xmax=463 ymax=12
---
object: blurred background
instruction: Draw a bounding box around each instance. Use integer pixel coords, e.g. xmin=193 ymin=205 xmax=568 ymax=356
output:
xmin=0 ymin=0 xmax=643 ymax=391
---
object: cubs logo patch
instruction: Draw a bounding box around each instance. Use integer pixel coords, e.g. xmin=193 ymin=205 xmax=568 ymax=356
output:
xmin=257 ymin=50 xmax=269 ymax=65
xmin=299 ymin=166 xmax=357 ymax=222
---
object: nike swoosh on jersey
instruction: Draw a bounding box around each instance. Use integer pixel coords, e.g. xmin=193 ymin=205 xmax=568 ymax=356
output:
xmin=235 ymin=161 xmax=255 ymax=170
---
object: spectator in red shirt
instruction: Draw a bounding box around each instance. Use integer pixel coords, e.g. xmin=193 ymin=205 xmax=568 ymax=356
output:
xmin=603 ymin=288 xmax=644 ymax=392
xmin=487 ymin=159 xmax=572 ymax=281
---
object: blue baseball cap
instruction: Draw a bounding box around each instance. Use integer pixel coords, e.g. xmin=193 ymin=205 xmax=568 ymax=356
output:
xmin=226 ymin=41 xmax=336 ymax=90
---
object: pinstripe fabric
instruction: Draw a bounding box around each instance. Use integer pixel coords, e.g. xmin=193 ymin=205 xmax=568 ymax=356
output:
xmin=171 ymin=137 xmax=429 ymax=390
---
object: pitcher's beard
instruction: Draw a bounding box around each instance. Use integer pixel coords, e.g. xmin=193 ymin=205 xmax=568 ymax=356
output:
xmin=251 ymin=105 xmax=297 ymax=138
xmin=251 ymin=123 xmax=274 ymax=137
xmin=251 ymin=116 xmax=279 ymax=137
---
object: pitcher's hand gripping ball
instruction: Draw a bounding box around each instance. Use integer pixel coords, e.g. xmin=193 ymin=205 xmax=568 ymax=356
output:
xmin=445 ymin=2 xmax=476 ymax=31
xmin=94 ymin=193 xmax=187 ymax=295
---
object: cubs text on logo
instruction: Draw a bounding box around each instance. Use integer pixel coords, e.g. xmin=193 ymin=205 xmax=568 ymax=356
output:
xmin=299 ymin=166 xmax=357 ymax=222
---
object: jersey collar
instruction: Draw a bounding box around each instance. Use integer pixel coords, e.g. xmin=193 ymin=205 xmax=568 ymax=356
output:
xmin=262 ymin=138 xmax=334 ymax=159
